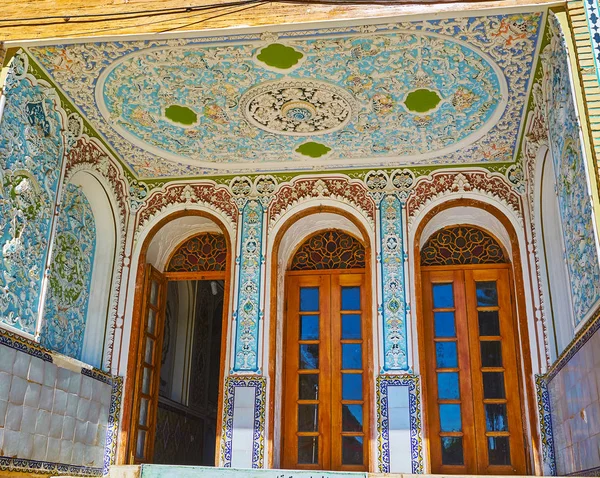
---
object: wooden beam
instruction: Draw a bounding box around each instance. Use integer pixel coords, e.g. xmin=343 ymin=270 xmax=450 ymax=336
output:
xmin=1 ymin=0 xmax=557 ymax=43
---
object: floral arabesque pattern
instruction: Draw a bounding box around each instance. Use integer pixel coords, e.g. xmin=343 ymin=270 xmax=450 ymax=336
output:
xmin=28 ymin=13 xmax=542 ymax=178
xmin=268 ymin=176 xmax=376 ymax=231
xmin=41 ymin=184 xmax=96 ymax=360
xmin=544 ymin=15 xmax=600 ymax=323
xmin=0 ymin=52 xmax=64 ymax=334
xmin=64 ymin=136 xmax=130 ymax=370
xmin=233 ymin=200 xmax=264 ymax=372
xmin=380 ymin=194 xmax=409 ymax=371
xmin=406 ymin=170 xmax=523 ymax=224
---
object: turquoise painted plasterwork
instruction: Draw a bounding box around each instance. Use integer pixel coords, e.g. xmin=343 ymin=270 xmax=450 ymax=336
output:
xmin=545 ymin=15 xmax=600 ymax=323
xmin=41 ymin=183 xmax=96 ymax=359
xmin=27 ymin=12 xmax=542 ymax=179
xmin=0 ymin=52 xmax=64 ymax=335
xmin=233 ymin=200 xmax=264 ymax=372
xmin=379 ymin=194 xmax=408 ymax=371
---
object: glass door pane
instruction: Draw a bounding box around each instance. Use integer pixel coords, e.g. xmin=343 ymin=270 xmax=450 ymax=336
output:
xmin=283 ymin=272 xmax=368 ymax=472
xmin=283 ymin=274 xmax=331 ymax=470
xmin=465 ymin=269 xmax=526 ymax=474
xmin=421 ymin=270 xmax=476 ymax=474
xmin=331 ymin=274 xmax=368 ymax=471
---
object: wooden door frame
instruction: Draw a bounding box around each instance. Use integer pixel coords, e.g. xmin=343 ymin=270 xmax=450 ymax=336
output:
xmin=282 ymin=268 xmax=370 ymax=471
xmin=412 ymin=199 xmax=539 ymax=474
xmin=120 ymin=211 xmax=233 ymax=466
xmin=267 ymin=206 xmax=375 ymax=471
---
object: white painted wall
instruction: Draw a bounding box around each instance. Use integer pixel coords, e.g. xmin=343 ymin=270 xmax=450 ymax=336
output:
xmin=534 ymin=149 xmax=575 ymax=360
xmin=69 ymin=171 xmax=118 ymax=369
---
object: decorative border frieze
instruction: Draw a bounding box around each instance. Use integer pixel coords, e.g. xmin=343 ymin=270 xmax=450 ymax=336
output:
xmin=268 ymin=175 xmax=376 ymax=231
xmin=220 ymin=375 xmax=267 ymax=469
xmin=378 ymin=194 xmax=409 ymax=371
xmin=547 ymin=304 xmax=600 ymax=381
xmin=406 ymin=170 xmax=523 ymax=224
xmin=376 ymin=374 xmax=424 ymax=474
xmin=104 ymin=375 xmax=123 ymax=476
xmin=536 ymin=374 xmax=557 ymax=476
xmin=134 ymin=182 xmax=238 ymax=235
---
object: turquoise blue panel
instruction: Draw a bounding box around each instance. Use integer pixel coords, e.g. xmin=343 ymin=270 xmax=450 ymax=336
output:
xmin=437 ymin=372 xmax=460 ymax=400
xmin=546 ymin=14 xmax=600 ymax=324
xmin=0 ymin=53 xmax=64 ymax=334
xmin=380 ymin=194 xmax=408 ymax=371
xmin=233 ymin=200 xmax=264 ymax=372
xmin=41 ymin=184 xmax=96 ymax=360
xmin=439 ymin=404 xmax=462 ymax=432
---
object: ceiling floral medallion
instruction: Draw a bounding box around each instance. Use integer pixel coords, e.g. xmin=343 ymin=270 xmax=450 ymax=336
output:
xmin=239 ymin=79 xmax=357 ymax=136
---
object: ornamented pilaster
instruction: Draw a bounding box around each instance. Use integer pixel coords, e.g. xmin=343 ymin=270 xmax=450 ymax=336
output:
xmin=366 ymin=169 xmax=414 ymax=371
xmin=230 ymin=176 xmax=276 ymax=373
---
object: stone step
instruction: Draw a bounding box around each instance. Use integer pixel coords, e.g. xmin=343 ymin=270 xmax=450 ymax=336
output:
xmin=107 ymin=466 xmax=547 ymax=478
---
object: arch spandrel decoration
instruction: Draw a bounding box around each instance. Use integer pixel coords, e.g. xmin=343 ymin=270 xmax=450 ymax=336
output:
xmin=290 ymin=230 xmax=366 ymax=271
xmin=421 ymin=225 xmax=508 ymax=266
xmin=167 ymin=232 xmax=227 ymax=272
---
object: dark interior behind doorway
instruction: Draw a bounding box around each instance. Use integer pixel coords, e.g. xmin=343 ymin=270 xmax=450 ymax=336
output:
xmin=153 ymin=279 xmax=224 ymax=465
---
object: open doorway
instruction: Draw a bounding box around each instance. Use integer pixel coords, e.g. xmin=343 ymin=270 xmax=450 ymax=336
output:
xmin=128 ymin=231 xmax=229 ymax=465
xmin=153 ymin=279 xmax=224 ymax=465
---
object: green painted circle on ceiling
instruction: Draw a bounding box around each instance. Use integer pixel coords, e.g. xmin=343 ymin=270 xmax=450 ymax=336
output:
xmin=404 ymin=89 xmax=442 ymax=113
xmin=257 ymin=43 xmax=303 ymax=69
xmin=296 ymin=142 xmax=331 ymax=158
xmin=165 ymin=104 xmax=197 ymax=126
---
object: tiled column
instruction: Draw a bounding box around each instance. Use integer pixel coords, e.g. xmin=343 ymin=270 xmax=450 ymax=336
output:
xmin=231 ymin=198 xmax=265 ymax=373
xmin=222 ymin=176 xmax=275 ymax=469
xmin=366 ymin=170 xmax=422 ymax=473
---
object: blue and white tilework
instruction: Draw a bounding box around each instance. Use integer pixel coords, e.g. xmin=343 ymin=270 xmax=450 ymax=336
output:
xmin=536 ymin=374 xmax=557 ymax=476
xmin=583 ymin=0 xmax=600 ymax=84
xmin=0 ymin=51 xmax=65 ymax=335
xmin=379 ymin=194 xmax=408 ymax=371
xmin=220 ymin=376 xmax=266 ymax=469
xmin=376 ymin=374 xmax=424 ymax=474
xmin=41 ymin=183 xmax=96 ymax=360
xmin=233 ymin=200 xmax=265 ymax=373
xmin=544 ymin=14 xmax=600 ymax=324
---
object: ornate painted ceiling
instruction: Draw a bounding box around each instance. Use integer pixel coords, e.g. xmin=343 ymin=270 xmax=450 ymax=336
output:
xmin=26 ymin=9 xmax=545 ymax=179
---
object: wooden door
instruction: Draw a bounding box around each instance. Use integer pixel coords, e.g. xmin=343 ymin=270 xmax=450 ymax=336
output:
xmin=422 ymin=265 xmax=526 ymax=475
xmin=129 ymin=265 xmax=168 ymax=463
xmin=282 ymin=271 xmax=369 ymax=471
